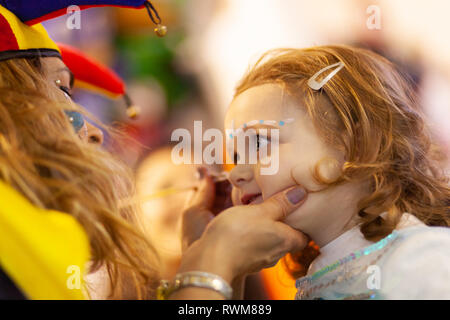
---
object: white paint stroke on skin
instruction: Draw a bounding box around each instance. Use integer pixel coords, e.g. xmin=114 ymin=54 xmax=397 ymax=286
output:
xmin=228 ymin=118 xmax=294 ymax=139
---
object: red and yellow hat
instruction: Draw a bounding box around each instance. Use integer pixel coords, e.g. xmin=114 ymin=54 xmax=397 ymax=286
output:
xmin=0 ymin=4 xmax=60 ymax=60
xmin=0 ymin=1 xmax=166 ymax=117
xmin=58 ymin=43 xmax=141 ymax=118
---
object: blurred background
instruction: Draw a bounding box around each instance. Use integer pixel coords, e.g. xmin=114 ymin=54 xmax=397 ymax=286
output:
xmin=43 ymin=0 xmax=450 ymax=299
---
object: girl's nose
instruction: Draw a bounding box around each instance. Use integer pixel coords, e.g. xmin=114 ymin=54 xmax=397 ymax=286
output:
xmin=229 ymin=165 xmax=253 ymax=187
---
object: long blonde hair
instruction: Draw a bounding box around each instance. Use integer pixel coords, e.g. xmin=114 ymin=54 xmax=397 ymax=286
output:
xmin=0 ymin=57 xmax=160 ymax=298
xmin=235 ymin=45 xmax=450 ymax=277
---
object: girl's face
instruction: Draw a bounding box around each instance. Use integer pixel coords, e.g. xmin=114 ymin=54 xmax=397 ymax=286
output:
xmin=40 ymin=57 xmax=104 ymax=145
xmin=224 ymin=84 xmax=369 ymax=246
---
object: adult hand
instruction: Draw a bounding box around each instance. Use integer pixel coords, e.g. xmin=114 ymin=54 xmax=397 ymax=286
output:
xmin=179 ymin=168 xmax=309 ymax=284
xmin=181 ymin=167 xmax=216 ymax=252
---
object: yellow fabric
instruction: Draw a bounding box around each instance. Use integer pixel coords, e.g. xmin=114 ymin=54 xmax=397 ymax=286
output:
xmin=0 ymin=181 xmax=90 ymax=299
xmin=0 ymin=5 xmax=60 ymax=52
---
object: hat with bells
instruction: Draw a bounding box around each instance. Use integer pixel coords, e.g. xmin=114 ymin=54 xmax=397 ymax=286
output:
xmin=0 ymin=0 xmax=167 ymax=118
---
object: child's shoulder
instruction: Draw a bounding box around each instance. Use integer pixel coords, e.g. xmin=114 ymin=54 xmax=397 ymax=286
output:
xmin=379 ymin=225 xmax=450 ymax=299
xmin=295 ymin=223 xmax=450 ymax=300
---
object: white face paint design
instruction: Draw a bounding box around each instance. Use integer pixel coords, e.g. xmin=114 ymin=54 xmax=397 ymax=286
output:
xmin=226 ymin=118 xmax=294 ymax=141
xmin=225 ymin=118 xmax=294 ymax=175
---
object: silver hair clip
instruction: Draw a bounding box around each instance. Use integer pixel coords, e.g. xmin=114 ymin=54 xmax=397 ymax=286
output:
xmin=307 ymin=62 xmax=345 ymax=90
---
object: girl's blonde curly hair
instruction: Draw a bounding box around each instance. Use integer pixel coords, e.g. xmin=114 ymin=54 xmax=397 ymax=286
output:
xmin=234 ymin=45 xmax=450 ymax=278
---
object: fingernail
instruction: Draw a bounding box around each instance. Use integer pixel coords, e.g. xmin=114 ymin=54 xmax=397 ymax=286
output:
xmin=286 ymin=187 xmax=306 ymax=204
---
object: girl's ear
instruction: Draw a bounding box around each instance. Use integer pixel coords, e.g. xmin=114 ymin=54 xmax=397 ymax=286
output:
xmin=314 ymin=157 xmax=343 ymax=184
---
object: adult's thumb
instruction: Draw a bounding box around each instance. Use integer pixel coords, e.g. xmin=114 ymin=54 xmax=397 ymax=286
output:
xmin=256 ymin=186 xmax=307 ymax=221
xmin=186 ymin=167 xmax=216 ymax=210
xmin=181 ymin=168 xmax=216 ymax=252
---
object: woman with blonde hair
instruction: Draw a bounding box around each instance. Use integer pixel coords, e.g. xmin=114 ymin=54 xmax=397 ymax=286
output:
xmin=0 ymin=1 xmax=308 ymax=299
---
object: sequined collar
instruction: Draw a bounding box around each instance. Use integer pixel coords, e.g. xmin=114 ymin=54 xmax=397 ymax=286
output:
xmin=306 ymin=213 xmax=424 ymax=276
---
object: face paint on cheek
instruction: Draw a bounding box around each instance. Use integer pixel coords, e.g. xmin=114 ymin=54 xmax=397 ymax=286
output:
xmin=64 ymin=110 xmax=85 ymax=133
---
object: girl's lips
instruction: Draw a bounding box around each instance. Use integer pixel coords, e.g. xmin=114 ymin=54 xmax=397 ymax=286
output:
xmin=249 ymin=194 xmax=263 ymax=205
xmin=241 ymin=193 xmax=263 ymax=205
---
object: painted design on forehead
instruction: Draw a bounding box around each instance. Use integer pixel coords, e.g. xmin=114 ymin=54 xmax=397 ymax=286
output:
xmin=227 ymin=118 xmax=294 ymax=139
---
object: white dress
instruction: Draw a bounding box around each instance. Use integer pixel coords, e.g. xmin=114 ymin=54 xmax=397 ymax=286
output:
xmin=295 ymin=213 xmax=450 ymax=299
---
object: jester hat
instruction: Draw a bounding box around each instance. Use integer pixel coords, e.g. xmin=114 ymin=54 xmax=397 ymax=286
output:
xmin=0 ymin=0 xmax=166 ymax=117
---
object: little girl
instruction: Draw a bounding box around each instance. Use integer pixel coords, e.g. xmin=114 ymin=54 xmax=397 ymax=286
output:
xmin=225 ymin=45 xmax=450 ymax=299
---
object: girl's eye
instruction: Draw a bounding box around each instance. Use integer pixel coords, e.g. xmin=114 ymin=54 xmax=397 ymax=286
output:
xmin=59 ymin=86 xmax=72 ymax=99
xmin=256 ymin=134 xmax=270 ymax=150
xmin=64 ymin=110 xmax=85 ymax=133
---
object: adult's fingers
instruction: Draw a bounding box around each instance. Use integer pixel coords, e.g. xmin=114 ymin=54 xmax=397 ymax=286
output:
xmin=254 ymin=186 xmax=307 ymax=221
xmin=181 ymin=168 xmax=216 ymax=252
xmin=186 ymin=167 xmax=216 ymax=210
xmin=181 ymin=207 xmax=214 ymax=252
xmin=273 ymin=222 xmax=309 ymax=253
xmin=254 ymin=224 xmax=308 ymax=271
